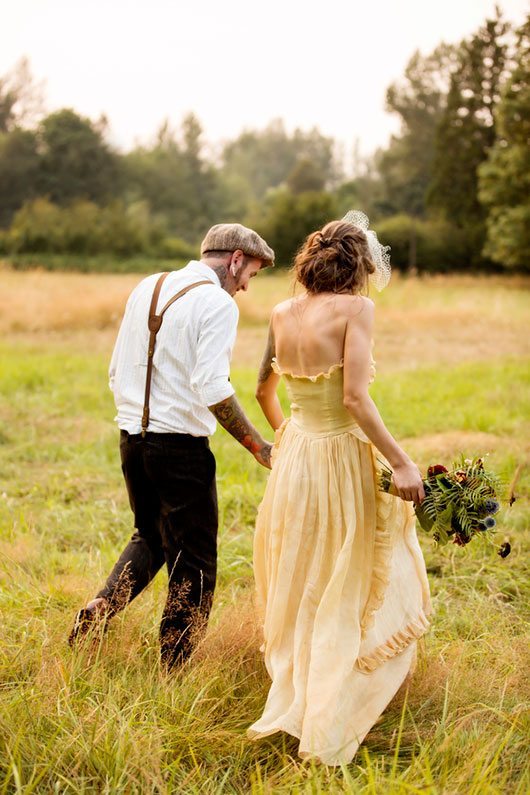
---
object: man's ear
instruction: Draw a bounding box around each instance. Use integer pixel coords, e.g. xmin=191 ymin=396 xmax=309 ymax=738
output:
xmin=231 ymin=249 xmax=244 ymax=274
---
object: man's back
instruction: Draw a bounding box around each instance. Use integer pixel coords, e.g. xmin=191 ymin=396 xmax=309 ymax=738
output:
xmin=109 ymin=260 xmax=239 ymax=436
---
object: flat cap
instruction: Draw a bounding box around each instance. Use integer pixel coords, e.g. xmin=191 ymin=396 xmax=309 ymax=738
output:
xmin=200 ymin=223 xmax=275 ymax=268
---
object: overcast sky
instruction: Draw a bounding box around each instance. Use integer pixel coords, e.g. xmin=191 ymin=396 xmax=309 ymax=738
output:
xmin=2 ymin=0 xmax=527 ymax=162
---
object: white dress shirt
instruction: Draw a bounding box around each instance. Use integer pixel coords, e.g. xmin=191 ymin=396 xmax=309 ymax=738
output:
xmin=109 ymin=261 xmax=238 ymax=437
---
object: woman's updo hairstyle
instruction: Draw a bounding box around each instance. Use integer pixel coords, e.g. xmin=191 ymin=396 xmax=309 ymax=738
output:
xmin=293 ymin=220 xmax=376 ymax=294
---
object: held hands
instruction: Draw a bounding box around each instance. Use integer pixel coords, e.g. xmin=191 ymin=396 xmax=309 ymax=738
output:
xmin=391 ymin=459 xmax=425 ymax=504
xmin=254 ymin=441 xmax=273 ymax=469
xmin=240 ymin=433 xmax=273 ymax=469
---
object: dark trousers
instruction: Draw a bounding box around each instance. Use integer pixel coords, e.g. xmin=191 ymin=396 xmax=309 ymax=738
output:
xmin=97 ymin=430 xmax=218 ymax=669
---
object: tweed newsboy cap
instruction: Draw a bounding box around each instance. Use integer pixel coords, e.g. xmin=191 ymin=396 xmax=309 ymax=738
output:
xmin=200 ymin=223 xmax=275 ymax=268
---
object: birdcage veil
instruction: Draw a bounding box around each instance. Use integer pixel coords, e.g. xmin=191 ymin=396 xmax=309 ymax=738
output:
xmin=342 ymin=210 xmax=391 ymax=291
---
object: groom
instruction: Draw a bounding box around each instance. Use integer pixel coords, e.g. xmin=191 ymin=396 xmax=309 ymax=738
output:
xmin=69 ymin=223 xmax=275 ymax=670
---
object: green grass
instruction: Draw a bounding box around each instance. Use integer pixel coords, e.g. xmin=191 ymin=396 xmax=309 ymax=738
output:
xmin=373 ymin=358 xmax=530 ymax=438
xmin=0 ymin=339 xmax=529 ymax=793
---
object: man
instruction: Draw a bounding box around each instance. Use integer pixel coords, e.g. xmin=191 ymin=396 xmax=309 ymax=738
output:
xmin=69 ymin=223 xmax=275 ymax=670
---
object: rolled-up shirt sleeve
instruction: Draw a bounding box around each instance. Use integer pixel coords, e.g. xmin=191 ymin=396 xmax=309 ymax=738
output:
xmin=190 ymin=297 xmax=239 ymax=406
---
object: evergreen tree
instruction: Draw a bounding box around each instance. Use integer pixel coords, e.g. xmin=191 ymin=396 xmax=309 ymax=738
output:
xmin=478 ymin=15 xmax=530 ymax=269
xmin=286 ymin=158 xmax=326 ymax=194
xmin=39 ymin=109 xmax=120 ymax=205
xmin=179 ymin=113 xmax=223 ymax=239
xmin=123 ymin=114 xmax=222 ymax=242
xmin=0 ymin=129 xmax=40 ymax=227
xmin=427 ymin=10 xmax=510 ymax=240
xmin=221 ymin=120 xmax=338 ymax=203
xmin=122 ymin=119 xmax=187 ymax=228
xmin=378 ymin=44 xmax=458 ymax=218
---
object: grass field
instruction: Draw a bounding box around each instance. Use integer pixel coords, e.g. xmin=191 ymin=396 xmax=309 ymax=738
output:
xmin=0 ymin=267 xmax=529 ymax=793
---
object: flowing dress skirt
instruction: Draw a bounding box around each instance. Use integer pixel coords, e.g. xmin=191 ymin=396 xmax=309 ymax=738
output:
xmin=248 ymin=417 xmax=432 ymax=765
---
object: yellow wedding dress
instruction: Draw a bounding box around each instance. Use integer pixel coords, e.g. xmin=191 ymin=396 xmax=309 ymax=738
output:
xmin=248 ymin=353 xmax=432 ymax=766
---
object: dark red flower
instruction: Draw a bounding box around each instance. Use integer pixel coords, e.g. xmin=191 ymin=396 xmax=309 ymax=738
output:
xmin=498 ymin=542 xmax=511 ymax=558
xmin=427 ymin=464 xmax=448 ymax=477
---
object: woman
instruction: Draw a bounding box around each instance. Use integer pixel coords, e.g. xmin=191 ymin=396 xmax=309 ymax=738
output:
xmin=247 ymin=212 xmax=432 ymax=765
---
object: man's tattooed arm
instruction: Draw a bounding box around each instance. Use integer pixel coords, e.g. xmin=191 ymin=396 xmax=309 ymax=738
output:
xmin=209 ymin=395 xmax=272 ymax=468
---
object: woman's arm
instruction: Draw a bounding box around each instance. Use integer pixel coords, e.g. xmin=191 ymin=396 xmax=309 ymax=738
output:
xmin=342 ymin=300 xmax=424 ymax=503
xmin=255 ymin=320 xmax=284 ymax=431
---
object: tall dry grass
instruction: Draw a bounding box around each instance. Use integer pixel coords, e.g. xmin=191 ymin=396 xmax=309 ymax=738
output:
xmin=1 ymin=266 xmax=528 ymax=372
xmin=0 ymin=267 xmax=140 ymax=334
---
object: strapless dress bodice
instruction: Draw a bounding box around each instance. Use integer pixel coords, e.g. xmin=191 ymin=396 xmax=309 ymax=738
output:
xmin=272 ymin=350 xmax=375 ymax=442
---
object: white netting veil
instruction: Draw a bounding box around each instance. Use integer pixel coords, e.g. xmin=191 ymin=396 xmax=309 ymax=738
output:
xmin=342 ymin=210 xmax=391 ymax=292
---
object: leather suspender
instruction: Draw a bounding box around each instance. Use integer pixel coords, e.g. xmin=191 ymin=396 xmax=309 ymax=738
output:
xmin=141 ymin=272 xmax=214 ymax=436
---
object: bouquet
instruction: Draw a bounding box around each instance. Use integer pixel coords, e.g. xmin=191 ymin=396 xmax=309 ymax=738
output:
xmin=379 ymin=455 xmax=510 ymax=556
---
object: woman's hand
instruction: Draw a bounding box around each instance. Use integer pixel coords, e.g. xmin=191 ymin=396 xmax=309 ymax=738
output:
xmin=391 ymin=460 xmax=425 ymax=503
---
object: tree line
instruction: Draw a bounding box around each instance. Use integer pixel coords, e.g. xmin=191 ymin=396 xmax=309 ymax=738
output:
xmin=0 ymin=9 xmax=528 ymax=271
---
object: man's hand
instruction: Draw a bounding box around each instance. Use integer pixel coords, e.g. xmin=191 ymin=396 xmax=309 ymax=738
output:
xmin=209 ymin=395 xmax=273 ymax=469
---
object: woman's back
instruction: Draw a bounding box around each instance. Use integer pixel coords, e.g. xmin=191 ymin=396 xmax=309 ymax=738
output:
xmin=272 ymin=293 xmax=373 ymax=378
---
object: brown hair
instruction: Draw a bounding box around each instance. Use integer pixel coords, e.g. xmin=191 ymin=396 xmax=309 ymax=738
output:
xmin=202 ymin=250 xmax=253 ymax=267
xmin=293 ymin=220 xmax=375 ymax=294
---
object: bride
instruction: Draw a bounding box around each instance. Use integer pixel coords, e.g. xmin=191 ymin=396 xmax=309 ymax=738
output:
xmin=247 ymin=212 xmax=432 ymax=765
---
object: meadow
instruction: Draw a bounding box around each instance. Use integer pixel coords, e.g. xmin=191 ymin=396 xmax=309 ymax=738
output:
xmin=0 ymin=265 xmax=529 ymax=793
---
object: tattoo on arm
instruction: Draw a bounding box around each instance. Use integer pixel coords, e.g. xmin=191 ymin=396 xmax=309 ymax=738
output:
xmin=258 ymin=324 xmax=276 ymax=384
xmin=210 ymin=395 xmax=262 ymax=453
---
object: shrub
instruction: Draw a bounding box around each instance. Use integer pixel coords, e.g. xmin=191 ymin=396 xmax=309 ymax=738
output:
xmin=375 ymin=215 xmax=471 ymax=272
xmin=5 ymin=198 xmax=181 ymax=259
xmin=8 ymin=198 xmax=66 ymax=253
xmin=158 ymin=236 xmax=198 ymax=261
xmin=62 ymin=200 xmax=101 ymax=254
xmin=374 ymin=214 xmax=414 ymax=269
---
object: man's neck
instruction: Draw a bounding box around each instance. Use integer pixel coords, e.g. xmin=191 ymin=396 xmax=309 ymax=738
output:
xmin=202 ymin=260 xmax=229 ymax=290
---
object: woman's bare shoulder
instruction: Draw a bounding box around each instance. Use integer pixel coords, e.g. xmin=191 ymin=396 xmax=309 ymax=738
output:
xmin=337 ymin=293 xmax=375 ymax=318
xmin=271 ymin=298 xmax=297 ymax=317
